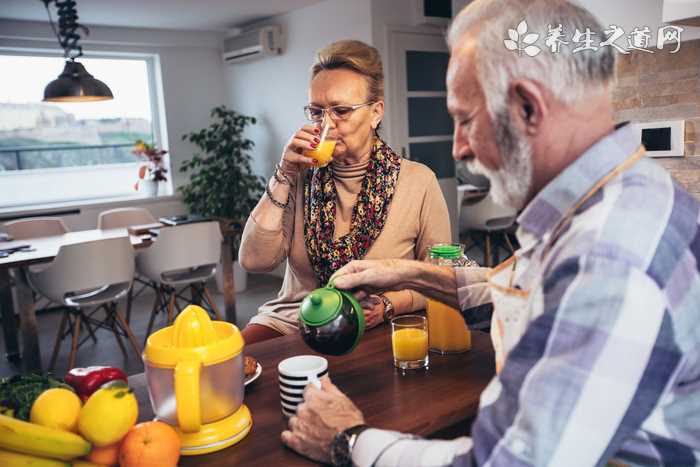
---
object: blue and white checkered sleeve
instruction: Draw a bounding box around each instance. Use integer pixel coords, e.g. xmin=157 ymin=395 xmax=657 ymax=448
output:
xmin=463 ymin=254 xmax=675 ymax=466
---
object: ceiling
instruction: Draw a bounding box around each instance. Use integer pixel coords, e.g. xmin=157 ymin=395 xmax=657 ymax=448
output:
xmin=0 ymin=0 xmax=326 ymax=31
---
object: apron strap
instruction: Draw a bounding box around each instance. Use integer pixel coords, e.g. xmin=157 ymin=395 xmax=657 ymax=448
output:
xmin=490 ymin=145 xmax=646 ymax=289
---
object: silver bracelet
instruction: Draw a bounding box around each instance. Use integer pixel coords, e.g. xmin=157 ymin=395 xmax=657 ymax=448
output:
xmin=265 ymin=181 xmax=290 ymax=209
xmin=274 ymin=163 xmax=294 ymax=186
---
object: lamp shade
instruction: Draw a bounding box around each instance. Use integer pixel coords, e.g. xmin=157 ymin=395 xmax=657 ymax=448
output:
xmin=43 ymin=61 xmax=113 ymax=102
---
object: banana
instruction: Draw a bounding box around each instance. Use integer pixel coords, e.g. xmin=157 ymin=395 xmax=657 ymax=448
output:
xmin=0 ymin=414 xmax=91 ymax=461
xmin=0 ymin=448 xmax=70 ymax=467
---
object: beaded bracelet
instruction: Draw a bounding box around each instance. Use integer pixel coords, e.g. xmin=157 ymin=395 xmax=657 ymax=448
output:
xmin=265 ymin=181 xmax=290 ymax=209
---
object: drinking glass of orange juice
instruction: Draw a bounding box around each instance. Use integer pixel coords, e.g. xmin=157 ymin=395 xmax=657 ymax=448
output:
xmin=391 ymin=315 xmax=429 ymax=370
xmin=304 ymin=121 xmax=336 ymax=167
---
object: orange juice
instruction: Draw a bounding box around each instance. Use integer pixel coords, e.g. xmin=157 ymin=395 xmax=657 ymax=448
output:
xmin=304 ymin=140 xmax=336 ymax=167
xmin=392 ymin=328 xmax=429 ymax=361
xmin=427 ymin=299 xmax=471 ymax=354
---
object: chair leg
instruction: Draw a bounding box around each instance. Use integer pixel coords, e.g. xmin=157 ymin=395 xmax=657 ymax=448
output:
xmin=68 ymin=311 xmax=82 ymax=370
xmin=126 ymin=287 xmax=134 ymax=325
xmin=110 ymin=305 xmax=128 ymax=359
xmin=484 ymin=234 xmax=493 ymax=268
xmin=114 ymin=307 xmax=142 ymax=358
xmin=145 ymin=285 xmax=162 ymax=342
xmin=49 ymin=311 xmax=69 ymax=372
xmin=503 ymin=231 xmax=515 ymax=256
xmin=167 ymin=290 xmax=176 ymax=324
xmin=202 ymin=284 xmax=223 ymax=321
xmin=190 ymin=284 xmax=202 ymax=306
xmin=81 ymin=307 xmax=99 ymax=344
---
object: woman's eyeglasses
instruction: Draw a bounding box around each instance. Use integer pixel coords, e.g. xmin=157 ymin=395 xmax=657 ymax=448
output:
xmin=304 ymin=102 xmax=374 ymax=122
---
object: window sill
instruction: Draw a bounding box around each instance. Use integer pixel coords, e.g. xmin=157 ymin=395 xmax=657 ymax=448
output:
xmin=0 ymin=193 xmax=183 ymax=220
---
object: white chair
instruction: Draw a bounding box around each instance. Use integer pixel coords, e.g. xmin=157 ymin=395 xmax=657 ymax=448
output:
xmin=459 ymin=188 xmax=518 ymax=267
xmin=97 ymin=207 xmax=158 ymax=323
xmin=137 ymin=221 xmax=223 ymax=340
xmin=27 ymin=236 xmax=140 ymax=370
xmin=97 ymin=207 xmax=157 ymax=230
xmin=3 ymin=217 xmax=71 ymax=311
xmin=4 ymin=217 xmax=69 ymax=239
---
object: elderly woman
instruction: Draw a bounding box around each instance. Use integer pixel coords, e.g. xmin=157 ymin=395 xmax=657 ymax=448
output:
xmin=238 ymin=40 xmax=452 ymax=343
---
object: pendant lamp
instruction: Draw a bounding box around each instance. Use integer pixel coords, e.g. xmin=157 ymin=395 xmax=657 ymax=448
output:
xmin=41 ymin=0 xmax=113 ymax=102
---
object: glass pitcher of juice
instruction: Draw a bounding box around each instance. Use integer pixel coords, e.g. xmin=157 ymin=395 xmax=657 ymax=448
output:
xmin=425 ymin=243 xmax=476 ymax=354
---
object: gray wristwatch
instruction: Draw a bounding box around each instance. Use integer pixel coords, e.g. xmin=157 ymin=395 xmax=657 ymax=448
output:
xmin=380 ymin=295 xmax=395 ymax=322
xmin=330 ymin=424 xmax=370 ymax=467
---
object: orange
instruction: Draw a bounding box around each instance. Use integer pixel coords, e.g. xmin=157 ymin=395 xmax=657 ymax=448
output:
xmin=118 ymin=421 xmax=180 ymax=467
xmin=87 ymin=441 xmax=121 ymax=465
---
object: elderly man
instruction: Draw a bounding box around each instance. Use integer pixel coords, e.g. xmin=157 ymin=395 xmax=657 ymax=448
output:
xmin=281 ymin=0 xmax=700 ymax=465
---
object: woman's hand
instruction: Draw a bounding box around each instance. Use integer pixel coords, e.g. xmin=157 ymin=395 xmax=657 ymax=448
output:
xmin=280 ymin=124 xmax=321 ymax=178
xmin=359 ymin=294 xmax=385 ymax=329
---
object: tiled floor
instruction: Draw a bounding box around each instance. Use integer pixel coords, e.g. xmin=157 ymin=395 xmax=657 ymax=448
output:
xmin=0 ymin=273 xmax=282 ymax=378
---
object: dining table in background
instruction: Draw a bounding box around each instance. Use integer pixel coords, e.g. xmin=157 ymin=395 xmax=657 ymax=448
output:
xmin=0 ymin=224 xmax=239 ymax=373
xmin=130 ymin=328 xmax=496 ymax=466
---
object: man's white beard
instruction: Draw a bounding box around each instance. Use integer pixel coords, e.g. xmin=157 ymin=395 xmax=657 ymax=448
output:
xmin=467 ymin=112 xmax=533 ymax=211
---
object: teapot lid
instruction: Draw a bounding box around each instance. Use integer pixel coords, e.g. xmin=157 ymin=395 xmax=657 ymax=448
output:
xmin=144 ymin=304 xmax=244 ymax=367
xmin=299 ymin=287 xmax=344 ymax=326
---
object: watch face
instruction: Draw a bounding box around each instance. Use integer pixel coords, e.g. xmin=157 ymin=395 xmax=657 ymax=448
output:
xmin=330 ymin=432 xmax=351 ymax=467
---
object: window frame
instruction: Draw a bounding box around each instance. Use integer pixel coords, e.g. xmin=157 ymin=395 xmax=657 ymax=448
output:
xmin=0 ymin=46 xmax=171 ymax=207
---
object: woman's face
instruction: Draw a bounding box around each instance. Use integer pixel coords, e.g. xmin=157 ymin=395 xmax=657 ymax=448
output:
xmin=308 ymin=69 xmax=384 ymax=162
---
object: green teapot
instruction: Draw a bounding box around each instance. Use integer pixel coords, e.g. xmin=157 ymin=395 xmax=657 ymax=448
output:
xmin=298 ymin=282 xmax=365 ymax=356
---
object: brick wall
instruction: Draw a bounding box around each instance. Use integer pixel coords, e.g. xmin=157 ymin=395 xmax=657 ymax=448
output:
xmin=612 ymin=39 xmax=700 ymax=198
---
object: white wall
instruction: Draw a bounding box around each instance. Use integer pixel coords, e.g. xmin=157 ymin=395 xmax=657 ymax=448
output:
xmin=224 ymin=0 xmax=373 ymax=178
xmin=575 ymin=0 xmax=700 ymax=42
xmin=0 ymin=19 xmax=229 ymax=225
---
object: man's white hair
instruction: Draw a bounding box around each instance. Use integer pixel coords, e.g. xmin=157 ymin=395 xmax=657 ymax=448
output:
xmin=447 ymin=0 xmax=616 ymax=210
xmin=448 ymin=0 xmax=616 ymax=118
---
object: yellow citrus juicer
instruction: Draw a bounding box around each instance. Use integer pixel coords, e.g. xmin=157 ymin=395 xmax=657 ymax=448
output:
xmin=143 ymin=304 xmax=252 ymax=455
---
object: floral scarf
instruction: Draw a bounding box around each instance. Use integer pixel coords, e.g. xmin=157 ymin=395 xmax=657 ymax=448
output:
xmin=303 ymin=138 xmax=402 ymax=285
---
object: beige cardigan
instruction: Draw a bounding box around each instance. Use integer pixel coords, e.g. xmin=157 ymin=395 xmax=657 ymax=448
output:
xmin=239 ymin=157 xmax=451 ymax=335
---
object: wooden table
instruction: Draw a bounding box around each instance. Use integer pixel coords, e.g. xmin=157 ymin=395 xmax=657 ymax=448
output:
xmin=130 ymin=329 xmax=495 ymax=466
xmin=0 ymin=226 xmax=238 ymax=373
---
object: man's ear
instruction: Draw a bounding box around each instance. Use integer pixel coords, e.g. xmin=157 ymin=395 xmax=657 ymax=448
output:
xmin=508 ymin=80 xmax=546 ymax=135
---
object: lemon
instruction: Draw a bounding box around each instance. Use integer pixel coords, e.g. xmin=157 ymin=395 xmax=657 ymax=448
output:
xmin=30 ymin=388 xmax=82 ymax=433
xmin=78 ymin=381 xmax=138 ymax=447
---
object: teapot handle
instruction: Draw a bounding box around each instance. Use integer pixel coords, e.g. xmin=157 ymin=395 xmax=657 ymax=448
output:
xmin=175 ymin=358 xmax=201 ymax=433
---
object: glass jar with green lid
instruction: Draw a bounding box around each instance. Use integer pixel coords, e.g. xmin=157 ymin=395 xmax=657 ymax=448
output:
xmin=425 ymin=243 xmax=476 ymax=354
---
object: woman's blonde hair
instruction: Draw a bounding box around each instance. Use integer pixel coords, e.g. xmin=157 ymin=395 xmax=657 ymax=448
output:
xmin=311 ymin=40 xmax=384 ymax=103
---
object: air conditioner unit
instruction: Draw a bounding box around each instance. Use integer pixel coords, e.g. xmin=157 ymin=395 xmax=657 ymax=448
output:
xmin=222 ymin=25 xmax=282 ymax=64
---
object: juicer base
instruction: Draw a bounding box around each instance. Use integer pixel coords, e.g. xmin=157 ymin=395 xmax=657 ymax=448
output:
xmin=176 ymin=404 xmax=253 ymax=456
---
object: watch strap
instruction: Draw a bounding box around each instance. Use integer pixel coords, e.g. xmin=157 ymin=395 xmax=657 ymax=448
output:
xmin=380 ymin=295 xmax=395 ymax=322
xmin=331 ymin=424 xmax=370 ymax=467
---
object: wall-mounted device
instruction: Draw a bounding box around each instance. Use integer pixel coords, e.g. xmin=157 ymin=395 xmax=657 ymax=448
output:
xmin=222 ymin=25 xmax=282 ymax=64
xmin=632 ymin=120 xmax=685 ymax=158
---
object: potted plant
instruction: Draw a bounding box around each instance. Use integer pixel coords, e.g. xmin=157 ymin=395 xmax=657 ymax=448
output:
xmin=132 ymin=140 xmax=168 ymax=197
xmin=179 ymin=105 xmax=265 ymax=292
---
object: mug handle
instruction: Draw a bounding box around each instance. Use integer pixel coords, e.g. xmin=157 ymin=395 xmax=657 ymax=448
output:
xmin=175 ymin=358 xmax=201 ymax=433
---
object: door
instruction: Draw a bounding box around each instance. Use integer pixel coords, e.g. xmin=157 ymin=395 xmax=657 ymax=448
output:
xmin=388 ymin=31 xmax=458 ymax=241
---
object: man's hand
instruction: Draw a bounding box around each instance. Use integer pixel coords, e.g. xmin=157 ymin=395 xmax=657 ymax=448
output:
xmin=332 ymin=259 xmax=462 ymax=310
xmin=359 ymin=294 xmax=385 ymax=329
xmin=331 ymin=259 xmax=419 ymax=296
xmin=281 ymin=377 xmax=365 ymax=463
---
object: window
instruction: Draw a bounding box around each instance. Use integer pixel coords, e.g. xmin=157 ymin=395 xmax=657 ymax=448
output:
xmin=0 ymin=52 xmax=167 ymax=208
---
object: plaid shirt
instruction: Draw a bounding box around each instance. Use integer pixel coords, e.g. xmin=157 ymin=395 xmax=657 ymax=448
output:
xmin=352 ymin=124 xmax=700 ymax=466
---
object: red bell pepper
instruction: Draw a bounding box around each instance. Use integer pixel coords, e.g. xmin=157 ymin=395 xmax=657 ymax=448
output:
xmin=64 ymin=366 xmax=128 ymax=402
